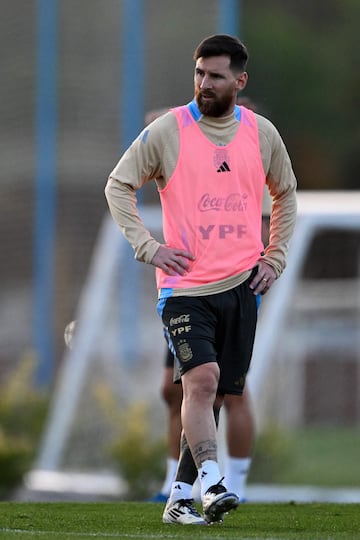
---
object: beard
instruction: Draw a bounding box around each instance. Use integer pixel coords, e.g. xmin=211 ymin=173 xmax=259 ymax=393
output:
xmin=195 ymin=88 xmax=234 ymax=117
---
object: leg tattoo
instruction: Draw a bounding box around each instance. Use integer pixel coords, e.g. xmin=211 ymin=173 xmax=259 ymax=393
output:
xmin=192 ymin=440 xmax=217 ymax=468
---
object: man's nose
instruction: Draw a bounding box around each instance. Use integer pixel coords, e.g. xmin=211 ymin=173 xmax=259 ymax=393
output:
xmin=200 ymin=74 xmax=211 ymax=88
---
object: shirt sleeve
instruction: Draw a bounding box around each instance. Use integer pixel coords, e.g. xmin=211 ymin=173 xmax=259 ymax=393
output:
xmin=256 ymin=114 xmax=298 ymax=277
xmin=104 ymin=112 xmax=177 ymax=263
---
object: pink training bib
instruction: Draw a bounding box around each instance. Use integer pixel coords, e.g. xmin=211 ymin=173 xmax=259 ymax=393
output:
xmin=156 ymin=103 xmax=265 ymax=290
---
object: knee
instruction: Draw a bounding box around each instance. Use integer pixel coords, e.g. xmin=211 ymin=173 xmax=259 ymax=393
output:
xmin=183 ymin=363 xmax=219 ymax=402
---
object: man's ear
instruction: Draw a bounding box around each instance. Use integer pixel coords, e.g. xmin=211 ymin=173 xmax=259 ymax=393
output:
xmin=236 ymin=71 xmax=248 ymax=91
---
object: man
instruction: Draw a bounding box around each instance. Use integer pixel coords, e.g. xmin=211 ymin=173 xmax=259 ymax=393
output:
xmin=150 ymin=183 xmax=271 ymax=505
xmin=105 ymin=34 xmax=297 ymax=525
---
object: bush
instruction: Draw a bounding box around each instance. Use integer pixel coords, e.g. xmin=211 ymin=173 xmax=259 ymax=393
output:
xmin=0 ymin=353 xmax=48 ymax=498
xmin=249 ymin=423 xmax=295 ymax=483
xmin=93 ymin=383 xmax=166 ymax=501
xmin=110 ymin=402 xmax=166 ymax=501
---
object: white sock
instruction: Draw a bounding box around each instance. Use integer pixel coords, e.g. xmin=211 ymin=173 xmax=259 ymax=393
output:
xmin=198 ymin=460 xmax=222 ymax=498
xmin=169 ymin=481 xmax=193 ymax=502
xmin=160 ymin=457 xmax=178 ymax=496
xmin=224 ymin=456 xmax=251 ymax=500
xmin=191 ymin=477 xmax=201 ymax=502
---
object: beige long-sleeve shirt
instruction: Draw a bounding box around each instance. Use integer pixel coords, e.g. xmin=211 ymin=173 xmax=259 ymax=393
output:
xmin=105 ymin=106 xmax=297 ymax=295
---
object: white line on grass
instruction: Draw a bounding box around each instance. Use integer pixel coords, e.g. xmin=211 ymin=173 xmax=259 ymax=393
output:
xmin=0 ymin=529 xmax=281 ymax=540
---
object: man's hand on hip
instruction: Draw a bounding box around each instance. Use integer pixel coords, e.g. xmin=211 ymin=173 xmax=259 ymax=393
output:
xmin=151 ymin=245 xmax=195 ymax=276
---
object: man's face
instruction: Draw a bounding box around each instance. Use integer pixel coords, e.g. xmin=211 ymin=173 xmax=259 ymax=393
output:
xmin=194 ymin=55 xmax=247 ymax=117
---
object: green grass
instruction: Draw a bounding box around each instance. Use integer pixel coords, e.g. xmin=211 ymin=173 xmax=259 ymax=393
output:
xmin=0 ymin=502 xmax=360 ymax=540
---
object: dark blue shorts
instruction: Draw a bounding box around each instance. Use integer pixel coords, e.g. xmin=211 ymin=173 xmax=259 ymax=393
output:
xmin=158 ymin=270 xmax=259 ymax=395
xmin=164 ymin=346 xmax=174 ymax=368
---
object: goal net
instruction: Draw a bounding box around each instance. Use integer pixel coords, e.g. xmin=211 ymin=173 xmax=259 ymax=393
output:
xmin=27 ymin=208 xmax=168 ymax=497
xmin=248 ymin=191 xmax=360 ymax=430
xmin=26 ymin=192 xmax=360 ymax=498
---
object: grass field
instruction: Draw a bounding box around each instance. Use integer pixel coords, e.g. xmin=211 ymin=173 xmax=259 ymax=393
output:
xmin=1 ymin=502 xmax=360 ymax=540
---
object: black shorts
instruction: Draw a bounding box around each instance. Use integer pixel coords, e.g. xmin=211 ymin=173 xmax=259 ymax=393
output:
xmin=164 ymin=346 xmax=174 ymax=368
xmin=159 ymin=271 xmax=258 ymax=395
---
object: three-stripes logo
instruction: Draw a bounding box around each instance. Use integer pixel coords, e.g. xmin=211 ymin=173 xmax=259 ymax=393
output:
xmin=217 ymin=161 xmax=231 ymax=172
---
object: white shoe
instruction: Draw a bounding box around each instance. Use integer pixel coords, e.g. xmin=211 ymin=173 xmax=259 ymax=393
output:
xmin=202 ymin=478 xmax=239 ymax=523
xmin=162 ymin=498 xmax=207 ymax=525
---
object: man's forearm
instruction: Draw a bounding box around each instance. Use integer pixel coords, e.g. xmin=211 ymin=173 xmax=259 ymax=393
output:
xmin=105 ymin=177 xmax=160 ymax=263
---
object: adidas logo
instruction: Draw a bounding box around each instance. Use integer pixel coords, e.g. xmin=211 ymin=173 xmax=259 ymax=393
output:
xmin=217 ymin=161 xmax=230 ymax=172
xmin=174 ymin=483 xmax=182 ymax=490
xmin=201 ymin=471 xmax=208 ymax=479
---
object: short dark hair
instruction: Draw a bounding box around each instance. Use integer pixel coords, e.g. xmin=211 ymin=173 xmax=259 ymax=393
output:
xmin=193 ymin=34 xmax=248 ymax=73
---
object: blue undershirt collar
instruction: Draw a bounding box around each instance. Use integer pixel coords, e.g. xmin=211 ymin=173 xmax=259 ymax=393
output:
xmin=187 ymin=98 xmax=241 ymax=122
